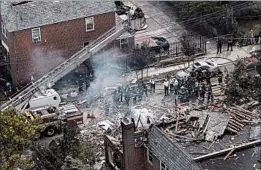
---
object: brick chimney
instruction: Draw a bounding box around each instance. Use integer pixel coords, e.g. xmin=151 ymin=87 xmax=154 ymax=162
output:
xmin=121 ymin=118 xmax=136 ymax=170
xmin=121 ymin=118 xmax=146 ymax=170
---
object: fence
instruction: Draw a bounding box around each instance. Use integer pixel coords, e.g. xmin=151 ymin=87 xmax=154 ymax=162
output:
xmin=155 ymin=36 xmax=207 ymax=61
xmin=116 ymin=36 xmax=208 ymax=73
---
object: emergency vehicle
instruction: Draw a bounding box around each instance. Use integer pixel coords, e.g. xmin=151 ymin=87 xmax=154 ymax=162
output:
xmin=25 ymin=103 xmax=83 ymax=139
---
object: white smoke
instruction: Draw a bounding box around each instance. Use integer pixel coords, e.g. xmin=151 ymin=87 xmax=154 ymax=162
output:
xmin=30 ymin=47 xmax=66 ymax=79
xmin=86 ymin=48 xmax=126 ymax=102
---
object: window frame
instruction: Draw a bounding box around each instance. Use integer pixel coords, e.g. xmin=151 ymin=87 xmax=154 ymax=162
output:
xmin=120 ymin=38 xmax=129 ymax=49
xmin=160 ymin=161 xmax=169 ymax=170
xmin=147 ymin=148 xmax=153 ymax=165
xmin=85 ymin=17 xmax=95 ymax=32
xmin=31 ymin=27 xmax=41 ymax=42
xmin=2 ymin=23 xmax=7 ymax=38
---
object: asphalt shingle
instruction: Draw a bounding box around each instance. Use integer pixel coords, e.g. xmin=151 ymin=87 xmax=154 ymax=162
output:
xmin=0 ymin=0 xmax=115 ymax=32
xmin=147 ymin=125 xmax=203 ymax=170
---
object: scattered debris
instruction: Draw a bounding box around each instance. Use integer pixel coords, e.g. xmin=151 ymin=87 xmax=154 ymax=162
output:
xmin=193 ymin=139 xmax=261 ymax=161
xmin=249 ymin=124 xmax=261 ymax=141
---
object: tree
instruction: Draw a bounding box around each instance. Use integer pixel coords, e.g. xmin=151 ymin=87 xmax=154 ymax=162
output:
xmin=170 ymin=2 xmax=255 ymax=37
xmin=61 ymin=156 xmax=93 ymax=170
xmin=37 ymin=125 xmax=96 ymax=170
xmin=224 ymin=59 xmax=261 ymax=105
xmin=180 ymin=33 xmax=196 ymax=56
xmin=0 ymin=108 xmax=38 ymax=170
xmin=130 ymin=42 xmax=155 ymax=79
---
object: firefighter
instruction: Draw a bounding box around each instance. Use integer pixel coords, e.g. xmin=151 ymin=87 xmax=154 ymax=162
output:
xmin=217 ymin=71 xmax=223 ymax=85
xmin=194 ymin=81 xmax=199 ymax=98
xmin=200 ymin=83 xmax=206 ymax=101
xmin=186 ymin=77 xmax=193 ymax=96
xmin=150 ymin=77 xmax=156 ymax=93
xmin=118 ymin=86 xmax=123 ymax=102
xmin=196 ymin=70 xmax=203 ymax=84
xmin=217 ymin=36 xmax=223 ymax=54
xmin=180 ymin=86 xmax=188 ymax=103
xmin=142 ymin=81 xmax=148 ymax=97
xmin=205 ymin=70 xmax=211 ymax=85
xmin=173 ymin=77 xmax=179 ymax=95
xmin=227 ymin=37 xmax=233 ymax=51
xmin=207 ymin=85 xmax=213 ymax=104
xmin=124 ymin=85 xmax=131 ymax=106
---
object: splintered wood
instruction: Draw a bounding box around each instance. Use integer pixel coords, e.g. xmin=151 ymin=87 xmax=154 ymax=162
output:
xmin=226 ymin=106 xmax=257 ymax=134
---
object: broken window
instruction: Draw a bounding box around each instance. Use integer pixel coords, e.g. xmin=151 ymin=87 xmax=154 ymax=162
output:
xmin=31 ymin=27 xmax=41 ymax=42
xmin=120 ymin=38 xmax=128 ymax=49
xmin=147 ymin=148 xmax=153 ymax=164
xmin=2 ymin=23 xmax=7 ymax=38
xmin=85 ymin=17 xmax=94 ymax=32
xmin=160 ymin=161 xmax=169 ymax=170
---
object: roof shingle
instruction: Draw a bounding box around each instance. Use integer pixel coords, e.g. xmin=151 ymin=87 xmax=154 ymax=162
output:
xmin=147 ymin=125 xmax=203 ymax=170
xmin=0 ymin=0 xmax=115 ymax=32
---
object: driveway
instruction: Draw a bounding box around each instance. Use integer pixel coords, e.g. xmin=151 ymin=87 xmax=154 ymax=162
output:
xmin=124 ymin=1 xmax=186 ymax=45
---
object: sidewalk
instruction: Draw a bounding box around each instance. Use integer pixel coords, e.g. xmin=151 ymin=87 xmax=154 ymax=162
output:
xmin=124 ymin=44 xmax=261 ymax=82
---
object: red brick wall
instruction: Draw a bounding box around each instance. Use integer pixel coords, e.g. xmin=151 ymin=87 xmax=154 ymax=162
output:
xmin=146 ymin=148 xmax=161 ymax=170
xmin=121 ymin=122 xmax=147 ymax=170
xmin=8 ymin=12 xmax=116 ymax=86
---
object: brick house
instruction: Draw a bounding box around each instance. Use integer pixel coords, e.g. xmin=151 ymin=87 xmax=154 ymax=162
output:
xmin=104 ymin=118 xmax=203 ymax=170
xmin=0 ymin=0 xmax=134 ymax=87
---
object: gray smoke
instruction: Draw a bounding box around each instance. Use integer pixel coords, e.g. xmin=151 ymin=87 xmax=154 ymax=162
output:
xmin=86 ymin=48 xmax=126 ymax=102
xmin=30 ymin=47 xmax=65 ymax=79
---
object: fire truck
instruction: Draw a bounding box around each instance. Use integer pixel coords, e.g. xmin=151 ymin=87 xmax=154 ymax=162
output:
xmin=0 ymin=4 xmax=147 ymax=112
xmin=25 ymin=103 xmax=83 ymax=139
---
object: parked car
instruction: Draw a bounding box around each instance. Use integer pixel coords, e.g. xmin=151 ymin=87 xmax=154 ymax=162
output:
xmin=136 ymin=36 xmax=170 ymax=53
xmin=176 ymin=61 xmax=220 ymax=79
xmin=189 ymin=61 xmax=219 ymax=74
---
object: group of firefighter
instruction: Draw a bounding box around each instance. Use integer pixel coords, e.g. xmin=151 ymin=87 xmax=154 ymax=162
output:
xmin=112 ymin=69 xmax=225 ymax=106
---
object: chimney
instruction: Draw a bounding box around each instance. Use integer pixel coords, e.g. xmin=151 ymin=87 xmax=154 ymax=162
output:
xmin=121 ymin=118 xmax=135 ymax=170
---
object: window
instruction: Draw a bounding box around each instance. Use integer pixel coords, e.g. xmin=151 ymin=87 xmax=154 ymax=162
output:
xmin=85 ymin=17 xmax=94 ymax=32
xmin=160 ymin=161 xmax=169 ymax=170
xmin=206 ymin=61 xmax=214 ymax=66
xmin=2 ymin=23 xmax=7 ymax=38
xmin=31 ymin=27 xmax=41 ymax=42
xmin=84 ymin=41 xmax=90 ymax=47
xmin=194 ymin=62 xmax=201 ymax=66
xmin=120 ymin=38 xmax=128 ymax=49
xmin=147 ymin=148 xmax=153 ymax=165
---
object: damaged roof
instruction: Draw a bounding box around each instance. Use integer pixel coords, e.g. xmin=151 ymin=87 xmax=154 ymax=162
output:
xmin=0 ymin=0 xmax=115 ymax=32
xmin=147 ymin=125 xmax=203 ymax=170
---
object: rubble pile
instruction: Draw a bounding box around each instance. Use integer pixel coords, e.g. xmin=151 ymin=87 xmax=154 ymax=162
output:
xmin=155 ymin=103 xmax=261 ymax=143
xmin=226 ymin=105 xmax=259 ymax=134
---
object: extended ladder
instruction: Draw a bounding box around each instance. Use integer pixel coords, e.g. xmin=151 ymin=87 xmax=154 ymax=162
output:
xmin=0 ymin=25 xmax=129 ymax=111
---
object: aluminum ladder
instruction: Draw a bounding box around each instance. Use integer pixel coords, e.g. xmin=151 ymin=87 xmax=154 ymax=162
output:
xmin=0 ymin=25 xmax=129 ymax=111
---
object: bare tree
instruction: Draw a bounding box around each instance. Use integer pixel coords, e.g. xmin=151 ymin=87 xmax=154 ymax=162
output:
xmin=130 ymin=41 xmax=155 ymax=79
xmin=179 ymin=33 xmax=196 ymax=68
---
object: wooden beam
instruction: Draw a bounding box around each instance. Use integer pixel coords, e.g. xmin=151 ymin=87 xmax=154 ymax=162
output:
xmin=175 ymin=111 xmax=180 ymax=132
xmin=226 ymin=126 xmax=239 ymax=134
xmin=223 ymin=147 xmax=235 ymax=160
xmin=229 ymin=109 xmax=251 ymax=120
xmin=193 ymin=139 xmax=261 ymax=161
xmin=232 ymin=105 xmax=254 ymax=115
